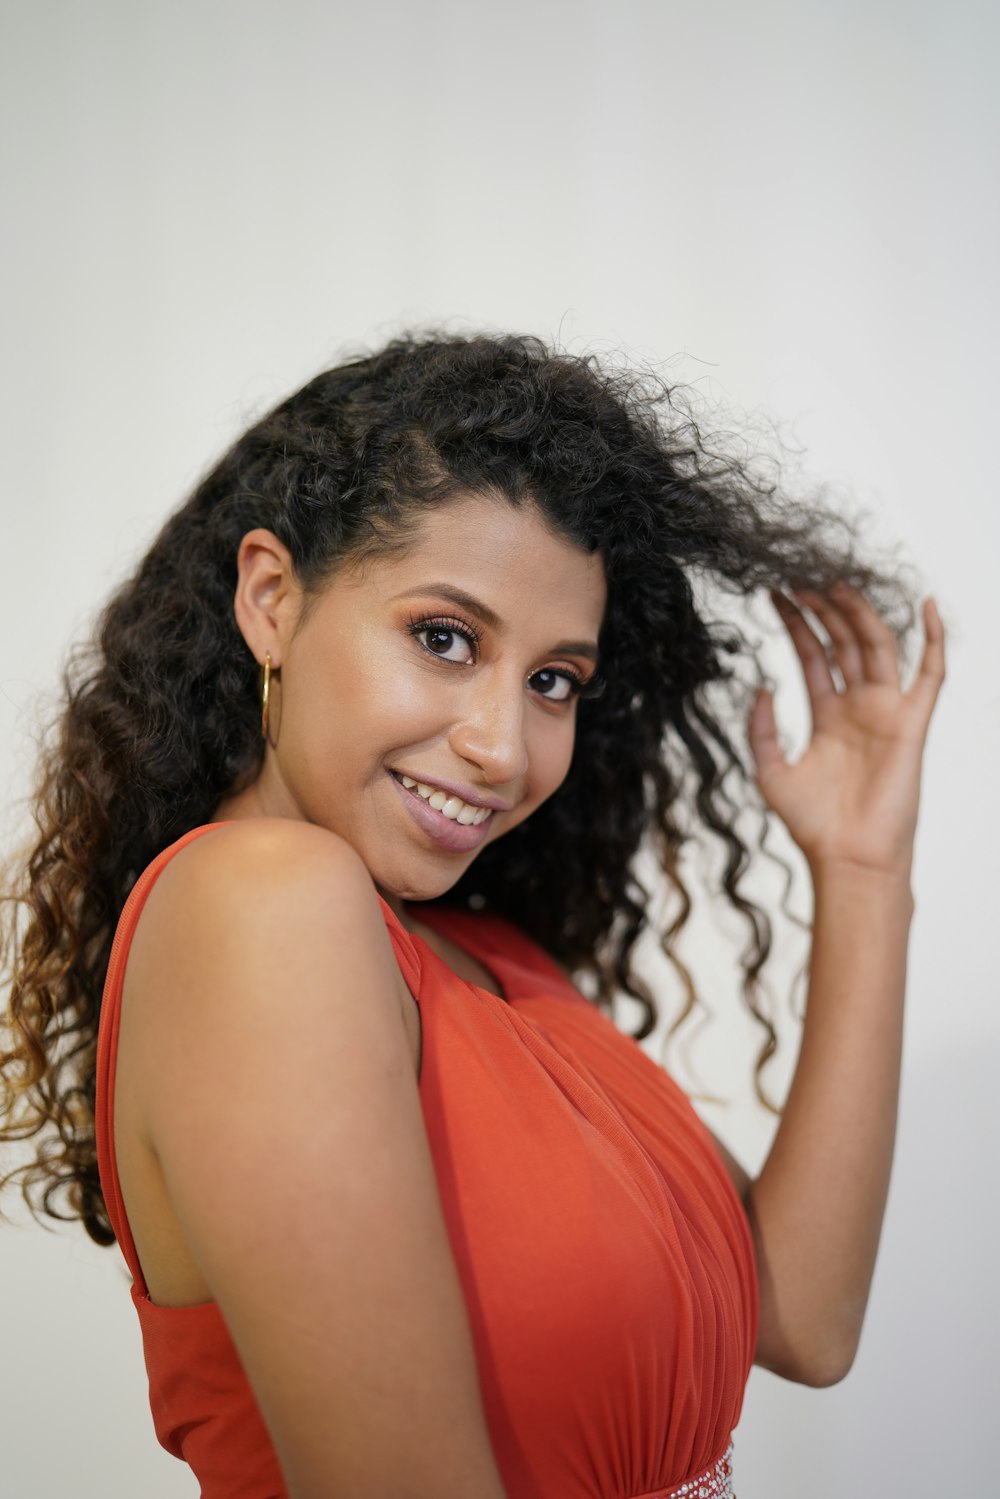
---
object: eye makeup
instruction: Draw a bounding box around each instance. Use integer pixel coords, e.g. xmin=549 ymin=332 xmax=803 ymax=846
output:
xmin=403 ymin=611 xmax=601 ymax=703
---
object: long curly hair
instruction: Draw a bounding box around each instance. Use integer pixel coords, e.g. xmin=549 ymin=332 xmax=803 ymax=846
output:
xmin=1 ymin=329 xmax=920 ymax=1246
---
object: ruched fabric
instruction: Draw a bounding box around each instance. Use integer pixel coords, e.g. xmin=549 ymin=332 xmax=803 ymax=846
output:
xmin=96 ymin=824 xmax=758 ymax=1498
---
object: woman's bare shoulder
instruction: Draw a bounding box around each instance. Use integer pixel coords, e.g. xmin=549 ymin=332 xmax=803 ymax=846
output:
xmin=122 ymin=816 xmax=397 ymax=1056
xmin=148 ymin=816 xmax=369 ymax=907
xmin=131 ymin=817 xmax=382 ymax=963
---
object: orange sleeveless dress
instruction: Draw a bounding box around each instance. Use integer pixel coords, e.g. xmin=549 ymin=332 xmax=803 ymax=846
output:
xmin=96 ymin=824 xmax=759 ymax=1498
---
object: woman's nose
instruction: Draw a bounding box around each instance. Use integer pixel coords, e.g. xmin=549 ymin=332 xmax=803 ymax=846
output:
xmin=448 ymin=673 xmax=530 ymax=788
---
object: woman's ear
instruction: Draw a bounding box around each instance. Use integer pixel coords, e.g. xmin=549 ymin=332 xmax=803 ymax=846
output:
xmin=232 ymin=528 xmax=301 ymax=667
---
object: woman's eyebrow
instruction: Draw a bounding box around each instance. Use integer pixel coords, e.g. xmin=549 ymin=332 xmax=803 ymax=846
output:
xmin=391 ymin=582 xmax=600 ymax=663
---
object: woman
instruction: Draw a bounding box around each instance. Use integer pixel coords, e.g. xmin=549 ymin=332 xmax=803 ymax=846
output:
xmin=1 ymin=331 xmax=944 ymax=1498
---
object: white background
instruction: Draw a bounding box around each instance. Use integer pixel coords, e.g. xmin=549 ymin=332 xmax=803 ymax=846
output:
xmin=1 ymin=2 xmax=997 ymax=1495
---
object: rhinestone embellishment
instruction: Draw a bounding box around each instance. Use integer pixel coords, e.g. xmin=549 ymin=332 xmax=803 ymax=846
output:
xmin=654 ymin=1439 xmax=734 ymax=1499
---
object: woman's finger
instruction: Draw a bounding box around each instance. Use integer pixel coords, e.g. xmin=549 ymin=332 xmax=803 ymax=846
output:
xmin=747 ymin=686 xmax=785 ymax=777
xmin=826 ymin=581 xmax=901 ymax=689
xmin=905 ymin=596 xmax=947 ymax=721
xmin=770 ymin=589 xmax=838 ymax=705
xmin=793 ymin=586 xmax=867 ymax=689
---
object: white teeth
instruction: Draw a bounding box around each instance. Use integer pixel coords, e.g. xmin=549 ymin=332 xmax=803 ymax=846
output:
xmin=396 ymin=773 xmax=493 ymax=826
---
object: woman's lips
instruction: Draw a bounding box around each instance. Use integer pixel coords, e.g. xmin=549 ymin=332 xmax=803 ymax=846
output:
xmin=388 ymin=770 xmax=495 ymax=853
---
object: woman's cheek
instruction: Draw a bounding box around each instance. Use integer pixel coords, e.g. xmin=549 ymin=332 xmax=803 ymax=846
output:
xmin=523 ymin=724 xmax=575 ymax=810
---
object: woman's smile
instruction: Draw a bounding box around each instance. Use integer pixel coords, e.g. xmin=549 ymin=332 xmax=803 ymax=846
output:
xmin=388 ymin=768 xmax=497 ymax=853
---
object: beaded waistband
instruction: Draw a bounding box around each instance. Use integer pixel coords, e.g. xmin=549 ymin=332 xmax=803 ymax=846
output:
xmin=631 ymin=1439 xmax=735 ymax=1499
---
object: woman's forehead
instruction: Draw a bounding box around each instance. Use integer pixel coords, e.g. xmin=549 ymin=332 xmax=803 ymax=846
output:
xmin=348 ymin=493 xmax=608 ymax=628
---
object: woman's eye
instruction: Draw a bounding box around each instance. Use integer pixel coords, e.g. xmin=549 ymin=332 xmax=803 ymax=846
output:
xmin=409 ymin=617 xmax=583 ymax=702
xmin=531 ymin=669 xmax=579 ymax=703
xmin=416 ymin=626 xmax=476 ymax=664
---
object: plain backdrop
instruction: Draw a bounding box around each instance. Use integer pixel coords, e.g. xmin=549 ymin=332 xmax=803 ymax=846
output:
xmin=1 ymin=2 xmax=997 ymax=1495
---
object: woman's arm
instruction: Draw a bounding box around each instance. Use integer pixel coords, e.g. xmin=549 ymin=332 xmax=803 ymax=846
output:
xmin=742 ymin=861 xmax=913 ymax=1385
xmin=127 ymin=818 xmax=509 ymax=1499
xmin=733 ymin=584 xmax=945 ymax=1387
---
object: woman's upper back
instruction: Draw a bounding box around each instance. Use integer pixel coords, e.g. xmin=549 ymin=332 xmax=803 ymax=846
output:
xmin=97 ymin=819 xmax=758 ymax=1499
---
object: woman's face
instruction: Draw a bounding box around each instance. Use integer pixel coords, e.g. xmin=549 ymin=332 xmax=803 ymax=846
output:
xmin=229 ymin=493 xmax=607 ymax=908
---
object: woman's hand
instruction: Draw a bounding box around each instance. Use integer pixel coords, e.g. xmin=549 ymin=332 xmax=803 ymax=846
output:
xmin=747 ymin=584 xmax=946 ymax=877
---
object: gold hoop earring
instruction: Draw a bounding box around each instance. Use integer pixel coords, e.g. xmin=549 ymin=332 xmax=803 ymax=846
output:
xmin=260 ymin=653 xmax=271 ymax=741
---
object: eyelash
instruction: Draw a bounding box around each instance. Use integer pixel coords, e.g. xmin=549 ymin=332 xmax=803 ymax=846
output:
xmin=405 ymin=612 xmax=603 ymax=703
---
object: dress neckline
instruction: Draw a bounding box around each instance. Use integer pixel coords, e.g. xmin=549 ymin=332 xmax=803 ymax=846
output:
xmin=401 ymin=901 xmax=512 ymax=1003
xmin=398 ymin=901 xmax=582 ymax=1008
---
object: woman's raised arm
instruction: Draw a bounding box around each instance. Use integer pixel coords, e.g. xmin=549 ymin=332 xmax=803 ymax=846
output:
xmin=740 ymin=587 xmax=945 ymax=1386
xmin=123 ymin=818 xmax=508 ymax=1499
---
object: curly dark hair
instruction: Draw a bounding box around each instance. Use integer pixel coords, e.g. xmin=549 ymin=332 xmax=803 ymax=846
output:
xmin=1 ymin=329 xmax=920 ymax=1247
